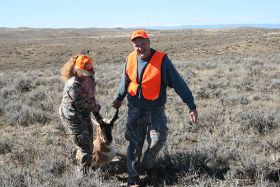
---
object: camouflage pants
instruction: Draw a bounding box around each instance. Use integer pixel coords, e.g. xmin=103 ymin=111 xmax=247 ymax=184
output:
xmin=59 ymin=107 xmax=93 ymax=172
xmin=125 ymin=103 xmax=168 ymax=184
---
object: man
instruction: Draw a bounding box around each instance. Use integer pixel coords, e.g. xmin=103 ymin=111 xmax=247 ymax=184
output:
xmin=113 ymin=29 xmax=198 ymax=186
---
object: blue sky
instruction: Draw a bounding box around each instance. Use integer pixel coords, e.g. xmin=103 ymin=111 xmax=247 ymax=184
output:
xmin=1 ymin=0 xmax=280 ymax=28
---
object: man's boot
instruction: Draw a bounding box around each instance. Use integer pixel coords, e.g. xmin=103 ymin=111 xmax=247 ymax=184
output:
xmin=146 ymin=167 xmax=160 ymax=186
xmin=127 ymin=176 xmax=141 ymax=187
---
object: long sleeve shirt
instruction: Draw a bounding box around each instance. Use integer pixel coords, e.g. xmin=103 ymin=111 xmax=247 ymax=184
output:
xmin=60 ymin=76 xmax=100 ymax=119
xmin=115 ymin=49 xmax=196 ymax=110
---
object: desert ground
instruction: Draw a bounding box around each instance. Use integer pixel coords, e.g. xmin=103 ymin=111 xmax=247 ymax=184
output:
xmin=0 ymin=27 xmax=280 ymax=186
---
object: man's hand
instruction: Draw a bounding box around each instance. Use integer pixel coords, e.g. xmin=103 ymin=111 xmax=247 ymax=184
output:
xmin=112 ymin=100 xmax=122 ymax=109
xmin=189 ymin=109 xmax=198 ymax=123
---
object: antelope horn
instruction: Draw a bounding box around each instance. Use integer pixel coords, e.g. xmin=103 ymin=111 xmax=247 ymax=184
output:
xmin=110 ymin=109 xmax=119 ymax=125
xmin=91 ymin=117 xmax=100 ymax=126
xmin=92 ymin=112 xmax=103 ymax=125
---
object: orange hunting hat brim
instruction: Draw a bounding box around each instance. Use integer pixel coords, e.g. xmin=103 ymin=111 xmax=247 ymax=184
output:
xmin=75 ymin=55 xmax=93 ymax=71
xmin=130 ymin=29 xmax=149 ymax=41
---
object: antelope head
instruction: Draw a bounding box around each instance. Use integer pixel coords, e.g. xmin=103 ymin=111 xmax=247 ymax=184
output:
xmin=92 ymin=109 xmax=119 ymax=145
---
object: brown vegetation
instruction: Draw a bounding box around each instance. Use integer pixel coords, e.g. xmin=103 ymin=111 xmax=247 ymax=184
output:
xmin=0 ymin=27 xmax=280 ymax=186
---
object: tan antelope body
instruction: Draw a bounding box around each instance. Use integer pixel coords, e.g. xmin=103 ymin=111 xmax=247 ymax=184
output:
xmin=91 ymin=110 xmax=118 ymax=167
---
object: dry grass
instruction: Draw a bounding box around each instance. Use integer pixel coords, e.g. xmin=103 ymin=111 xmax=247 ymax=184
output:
xmin=0 ymin=27 xmax=280 ymax=186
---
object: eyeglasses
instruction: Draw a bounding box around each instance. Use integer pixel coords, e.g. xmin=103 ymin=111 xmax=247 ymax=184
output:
xmin=132 ymin=40 xmax=149 ymax=48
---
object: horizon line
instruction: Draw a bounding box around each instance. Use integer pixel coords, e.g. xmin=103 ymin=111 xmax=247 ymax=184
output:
xmin=1 ymin=23 xmax=280 ymax=29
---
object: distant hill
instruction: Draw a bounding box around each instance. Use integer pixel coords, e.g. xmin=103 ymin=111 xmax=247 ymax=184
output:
xmin=1 ymin=24 xmax=280 ymax=32
xmin=0 ymin=27 xmax=130 ymax=40
xmin=1 ymin=24 xmax=279 ymax=40
xmin=138 ymin=23 xmax=280 ymax=30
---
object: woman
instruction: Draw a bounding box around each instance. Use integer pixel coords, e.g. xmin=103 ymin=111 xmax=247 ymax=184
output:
xmin=59 ymin=54 xmax=102 ymax=176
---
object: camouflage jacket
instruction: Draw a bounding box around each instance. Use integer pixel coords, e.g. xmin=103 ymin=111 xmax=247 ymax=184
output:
xmin=60 ymin=76 xmax=99 ymax=119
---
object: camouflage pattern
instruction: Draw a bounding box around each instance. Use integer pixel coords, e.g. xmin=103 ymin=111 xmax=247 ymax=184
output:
xmin=59 ymin=75 xmax=100 ymax=172
xmin=125 ymin=103 xmax=168 ymax=184
xmin=59 ymin=111 xmax=93 ymax=171
xmin=60 ymin=76 xmax=100 ymax=119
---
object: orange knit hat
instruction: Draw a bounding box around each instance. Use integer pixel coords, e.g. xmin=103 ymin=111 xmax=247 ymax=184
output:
xmin=75 ymin=55 xmax=93 ymax=71
xmin=130 ymin=29 xmax=149 ymax=41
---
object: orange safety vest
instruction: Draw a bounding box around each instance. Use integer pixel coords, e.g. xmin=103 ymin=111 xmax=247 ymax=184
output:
xmin=126 ymin=50 xmax=165 ymax=100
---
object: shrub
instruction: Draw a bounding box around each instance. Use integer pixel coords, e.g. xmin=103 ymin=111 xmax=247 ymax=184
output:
xmin=0 ymin=139 xmax=12 ymax=154
xmin=235 ymin=109 xmax=280 ymax=133
xmin=15 ymin=78 xmax=33 ymax=92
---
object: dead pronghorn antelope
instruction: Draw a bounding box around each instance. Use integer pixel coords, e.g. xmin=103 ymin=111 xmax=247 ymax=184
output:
xmin=91 ymin=109 xmax=119 ymax=167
